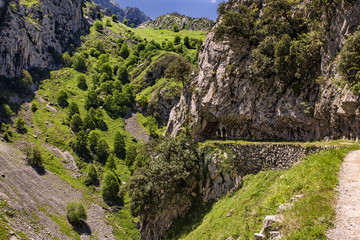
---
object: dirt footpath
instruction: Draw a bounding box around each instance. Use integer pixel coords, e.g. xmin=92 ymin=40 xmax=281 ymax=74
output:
xmin=0 ymin=141 xmax=115 ymax=240
xmin=327 ymin=150 xmax=360 ymax=240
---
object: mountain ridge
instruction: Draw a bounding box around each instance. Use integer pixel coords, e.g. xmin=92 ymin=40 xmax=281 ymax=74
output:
xmin=138 ymin=12 xmax=214 ymax=31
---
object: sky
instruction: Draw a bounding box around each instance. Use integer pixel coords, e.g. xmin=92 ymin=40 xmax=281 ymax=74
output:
xmin=116 ymin=0 xmax=220 ymax=20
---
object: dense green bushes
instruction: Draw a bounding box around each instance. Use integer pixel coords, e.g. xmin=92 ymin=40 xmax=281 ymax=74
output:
xmin=66 ymin=202 xmax=87 ymax=226
xmin=216 ymin=0 xmax=327 ymax=85
xmin=338 ymin=29 xmax=360 ymax=93
xmin=127 ymin=132 xmax=204 ymax=215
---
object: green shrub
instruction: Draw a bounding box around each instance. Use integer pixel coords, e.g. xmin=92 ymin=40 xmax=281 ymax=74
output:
xmin=19 ymin=69 xmax=33 ymax=93
xmin=72 ymin=130 xmax=88 ymax=154
xmin=119 ymin=43 xmax=130 ymax=59
xmin=68 ymin=102 xmax=80 ymax=120
xmin=31 ymin=103 xmax=37 ymax=112
xmin=72 ymin=54 xmax=86 ymax=72
xmin=84 ymin=90 xmax=99 ymax=111
xmin=114 ymin=131 xmax=125 ymax=159
xmin=338 ymin=30 xmax=360 ymax=83
xmin=25 ymin=146 xmax=43 ymax=166
xmin=84 ymin=165 xmax=98 ymax=186
xmin=0 ymin=104 xmax=13 ymax=118
xmin=76 ymin=75 xmax=88 ymax=90
xmin=174 ymin=35 xmax=181 ymax=45
xmin=173 ymin=24 xmax=180 ymax=32
xmin=127 ymin=133 xmax=200 ymax=215
xmin=56 ymin=89 xmax=68 ymax=108
xmin=95 ymin=138 xmax=110 ymax=163
xmin=125 ymin=144 xmax=137 ymax=168
xmin=70 ymin=113 xmax=82 ymax=133
xmin=94 ymin=21 xmax=104 ymax=31
xmin=112 ymin=14 xmax=118 ymax=22
xmin=66 ymin=202 xmax=87 ymax=226
xmin=88 ymin=130 xmax=101 ymax=152
xmin=62 ymin=52 xmax=72 ymax=67
xmin=102 ymin=171 xmax=120 ymax=204
xmin=106 ymin=154 xmax=117 ymax=171
xmin=15 ymin=117 xmax=27 ymax=133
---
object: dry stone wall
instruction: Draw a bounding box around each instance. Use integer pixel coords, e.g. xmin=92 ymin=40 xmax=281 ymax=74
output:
xmin=202 ymin=143 xmax=324 ymax=202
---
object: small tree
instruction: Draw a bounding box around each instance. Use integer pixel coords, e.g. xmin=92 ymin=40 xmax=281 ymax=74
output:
xmin=62 ymin=52 xmax=72 ymax=67
xmin=31 ymin=103 xmax=37 ymax=112
xmin=123 ymin=19 xmax=128 ymax=25
xmin=173 ymin=24 xmax=180 ymax=32
xmin=165 ymin=58 xmax=191 ymax=86
xmin=112 ymin=14 xmax=118 ymax=22
xmin=76 ymin=75 xmax=88 ymax=90
xmin=106 ymin=154 xmax=117 ymax=171
xmin=73 ymin=130 xmax=88 ymax=154
xmin=119 ymin=43 xmax=130 ymax=59
xmin=57 ymin=89 xmax=68 ymax=108
xmin=84 ymin=165 xmax=98 ymax=186
xmin=68 ymin=102 xmax=80 ymax=120
xmin=174 ymin=35 xmax=181 ymax=45
xmin=94 ymin=21 xmax=104 ymax=31
xmin=26 ymin=146 xmax=43 ymax=166
xmin=102 ymin=171 xmax=120 ymax=204
xmin=20 ymin=70 xmax=33 ymax=93
xmin=96 ymin=138 xmax=110 ymax=163
xmin=125 ymin=144 xmax=137 ymax=168
xmin=114 ymin=131 xmax=125 ymax=159
xmin=66 ymin=202 xmax=87 ymax=226
xmin=72 ymin=54 xmax=86 ymax=72
xmin=88 ymin=130 xmax=101 ymax=152
xmin=70 ymin=113 xmax=83 ymax=133
xmin=84 ymin=90 xmax=99 ymax=111
xmin=117 ymin=66 xmax=129 ymax=84
xmin=184 ymin=36 xmax=190 ymax=48
xmin=15 ymin=117 xmax=27 ymax=133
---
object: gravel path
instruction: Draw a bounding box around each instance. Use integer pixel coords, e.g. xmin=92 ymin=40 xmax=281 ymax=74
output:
xmin=124 ymin=111 xmax=150 ymax=142
xmin=327 ymin=150 xmax=360 ymax=240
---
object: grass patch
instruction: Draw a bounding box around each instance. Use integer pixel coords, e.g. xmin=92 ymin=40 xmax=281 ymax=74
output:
xmin=48 ymin=213 xmax=81 ymax=240
xmin=164 ymin=145 xmax=359 ymax=239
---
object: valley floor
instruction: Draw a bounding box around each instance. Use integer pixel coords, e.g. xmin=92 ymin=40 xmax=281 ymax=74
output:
xmin=327 ymin=150 xmax=360 ymax=240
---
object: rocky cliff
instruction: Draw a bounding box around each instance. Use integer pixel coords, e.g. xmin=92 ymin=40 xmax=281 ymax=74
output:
xmin=166 ymin=0 xmax=360 ymax=142
xmin=0 ymin=0 xmax=87 ymax=78
xmin=138 ymin=12 xmax=214 ymax=31
xmin=92 ymin=0 xmax=151 ymax=26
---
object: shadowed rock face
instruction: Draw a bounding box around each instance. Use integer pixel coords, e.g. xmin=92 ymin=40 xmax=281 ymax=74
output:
xmin=0 ymin=0 xmax=87 ymax=78
xmin=166 ymin=0 xmax=360 ymax=142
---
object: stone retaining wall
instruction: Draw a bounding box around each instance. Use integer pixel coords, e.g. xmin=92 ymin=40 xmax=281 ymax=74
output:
xmin=202 ymin=143 xmax=326 ymax=202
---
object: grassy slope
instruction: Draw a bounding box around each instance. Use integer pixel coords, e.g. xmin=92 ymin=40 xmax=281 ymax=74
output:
xmin=164 ymin=145 xmax=360 ymax=240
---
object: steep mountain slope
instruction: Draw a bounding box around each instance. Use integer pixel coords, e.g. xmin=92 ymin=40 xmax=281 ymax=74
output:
xmin=138 ymin=12 xmax=214 ymax=31
xmin=166 ymin=0 xmax=360 ymax=142
xmin=0 ymin=141 xmax=115 ymax=239
xmin=0 ymin=0 xmax=87 ymax=78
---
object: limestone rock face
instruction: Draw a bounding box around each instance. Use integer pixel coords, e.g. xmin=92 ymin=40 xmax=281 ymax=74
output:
xmin=0 ymin=0 xmax=87 ymax=78
xmin=92 ymin=0 xmax=150 ymax=26
xmin=166 ymin=0 xmax=360 ymax=141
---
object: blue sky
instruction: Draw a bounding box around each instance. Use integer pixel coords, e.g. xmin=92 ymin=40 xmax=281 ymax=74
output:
xmin=116 ymin=0 xmax=219 ymax=20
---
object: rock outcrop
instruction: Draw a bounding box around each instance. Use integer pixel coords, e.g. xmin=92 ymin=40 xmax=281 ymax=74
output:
xmin=138 ymin=12 xmax=214 ymax=31
xmin=0 ymin=0 xmax=87 ymax=78
xmin=92 ymin=0 xmax=151 ymax=26
xmin=166 ymin=0 xmax=360 ymax=142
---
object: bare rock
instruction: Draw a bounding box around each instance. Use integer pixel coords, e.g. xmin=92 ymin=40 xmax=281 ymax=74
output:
xmin=277 ymin=203 xmax=293 ymax=214
xmin=165 ymin=0 xmax=360 ymax=142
